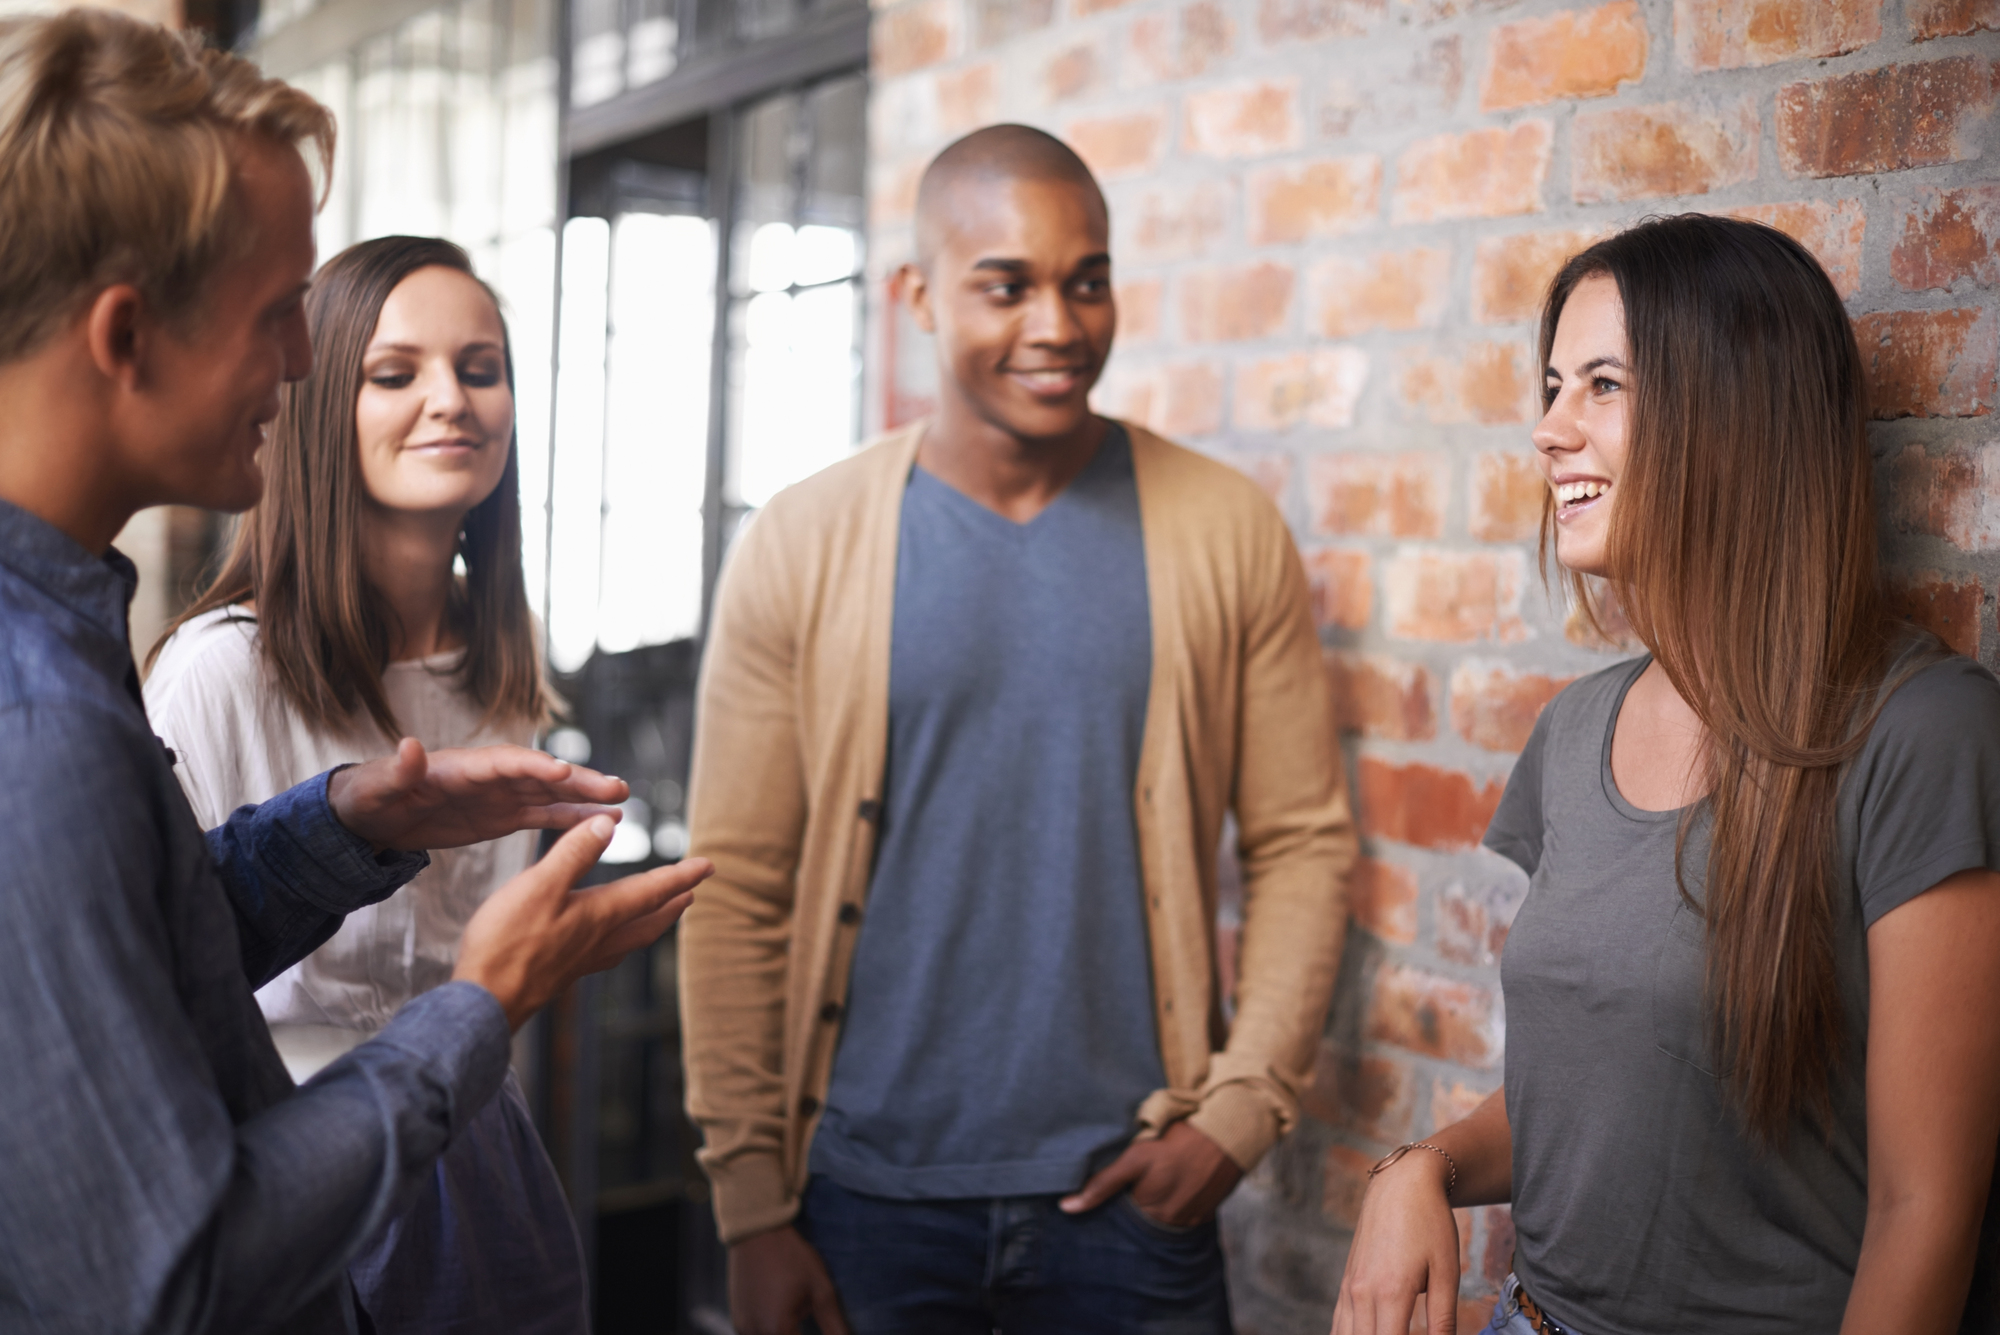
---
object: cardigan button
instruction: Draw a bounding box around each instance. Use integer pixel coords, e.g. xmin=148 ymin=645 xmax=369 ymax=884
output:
xmin=799 ymin=1095 xmax=820 ymax=1115
xmin=857 ymin=799 xmax=882 ymax=823
xmin=820 ymin=1001 xmax=842 ymax=1023
xmin=838 ymin=903 xmax=862 ymax=925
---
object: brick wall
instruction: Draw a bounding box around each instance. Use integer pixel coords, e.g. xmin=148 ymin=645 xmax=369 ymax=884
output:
xmin=862 ymin=1 xmax=2000 ymax=1329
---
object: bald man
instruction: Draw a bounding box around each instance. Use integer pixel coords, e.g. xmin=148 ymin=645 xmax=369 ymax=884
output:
xmin=681 ymin=124 xmax=1357 ymax=1335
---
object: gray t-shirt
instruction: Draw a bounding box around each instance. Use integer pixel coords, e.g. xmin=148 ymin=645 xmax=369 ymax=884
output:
xmin=809 ymin=425 xmax=1167 ymax=1200
xmin=1485 ymin=649 xmax=2000 ymax=1334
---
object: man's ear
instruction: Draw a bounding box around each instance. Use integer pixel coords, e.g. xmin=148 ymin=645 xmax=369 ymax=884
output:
xmin=83 ymin=285 xmax=147 ymax=389
xmin=898 ymin=262 xmax=937 ymax=335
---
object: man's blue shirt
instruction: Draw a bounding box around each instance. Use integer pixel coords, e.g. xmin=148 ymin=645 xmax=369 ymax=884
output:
xmin=0 ymin=498 xmax=512 ymax=1334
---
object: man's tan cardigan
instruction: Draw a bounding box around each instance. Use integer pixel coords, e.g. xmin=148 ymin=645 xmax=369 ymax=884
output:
xmin=679 ymin=419 xmax=1358 ymax=1245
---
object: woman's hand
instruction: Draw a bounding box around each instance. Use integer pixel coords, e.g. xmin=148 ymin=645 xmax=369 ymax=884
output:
xmin=1330 ymin=1150 xmax=1461 ymax=1335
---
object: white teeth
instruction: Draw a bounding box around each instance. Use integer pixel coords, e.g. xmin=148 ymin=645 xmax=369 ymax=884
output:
xmin=1555 ymin=480 xmax=1609 ymax=506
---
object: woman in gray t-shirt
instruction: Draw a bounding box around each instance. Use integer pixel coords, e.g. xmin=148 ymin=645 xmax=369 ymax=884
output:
xmin=1332 ymin=214 xmax=2000 ymax=1335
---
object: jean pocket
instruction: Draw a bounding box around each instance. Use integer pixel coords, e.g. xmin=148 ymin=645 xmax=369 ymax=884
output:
xmin=1116 ymin=1193 xmax=1210 ymax=1240
xmin=1651 ymin=901 xmax=1718 ymax=1076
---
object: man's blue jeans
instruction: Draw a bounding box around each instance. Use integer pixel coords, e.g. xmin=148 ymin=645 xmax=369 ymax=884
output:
xmin=795 ymin=1174 xmax=1233 ymax=1335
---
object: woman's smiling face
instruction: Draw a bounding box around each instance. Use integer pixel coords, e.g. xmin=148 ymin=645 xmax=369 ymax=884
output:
xmin=354 ymin=265 xmax=514 ymax=521
xmin=1533 ymin=272 xmax=1631 ymax=579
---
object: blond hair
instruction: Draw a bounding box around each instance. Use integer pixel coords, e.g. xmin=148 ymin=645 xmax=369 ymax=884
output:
xmin=0 ymin=8 xmax=333 ymax=364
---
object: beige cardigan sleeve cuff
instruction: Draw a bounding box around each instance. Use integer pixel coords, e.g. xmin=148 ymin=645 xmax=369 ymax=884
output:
xmin=706 ymin=1152 xmax=801 ymax=1246
xmin=1187 ymin=1078 xmax=1291 ymax=1173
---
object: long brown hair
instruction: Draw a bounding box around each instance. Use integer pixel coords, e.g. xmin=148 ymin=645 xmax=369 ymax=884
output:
xmin=157 ymin=235 xmax=551 ymax=738
xmin=1541 ymin=214 xmax=1929 ymax=1141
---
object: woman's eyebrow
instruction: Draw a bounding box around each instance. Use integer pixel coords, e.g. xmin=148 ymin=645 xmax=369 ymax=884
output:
xmin=364 ymin=339 xmax=505 ymax=355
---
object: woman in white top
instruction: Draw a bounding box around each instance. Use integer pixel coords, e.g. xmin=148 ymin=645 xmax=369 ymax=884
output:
xmin=147 ymin=236 xmax=584 ymax=1333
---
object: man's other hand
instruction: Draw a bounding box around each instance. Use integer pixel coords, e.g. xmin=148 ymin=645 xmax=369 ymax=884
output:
xmin=453 ymin=815 xmax=710 ymax=1030
xmin=328 ymin=738 xmax=628 ymax=853
xmin=729 ymin=1226 xmax=850 ymax=1335
xmin=1058 ymin=1119 xmax=1244 ymax=1228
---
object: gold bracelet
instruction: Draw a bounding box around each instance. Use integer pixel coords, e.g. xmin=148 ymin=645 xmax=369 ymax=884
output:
xmin=1368 ymin=1141 xmax=1458 ymax=1200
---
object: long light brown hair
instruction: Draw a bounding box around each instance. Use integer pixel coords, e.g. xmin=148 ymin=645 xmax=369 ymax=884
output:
xmin=1541 ymin=214 xmax=1930 ymax=1141
xmin=157 ymin=235 xmax=551 ymax=737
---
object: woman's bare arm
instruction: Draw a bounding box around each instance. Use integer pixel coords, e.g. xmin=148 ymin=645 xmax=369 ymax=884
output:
xmin=1841 ymin=868 xmax=2000 ymax=1335
xmin=1330 ymin=1088 xmax=1512 ymax=1335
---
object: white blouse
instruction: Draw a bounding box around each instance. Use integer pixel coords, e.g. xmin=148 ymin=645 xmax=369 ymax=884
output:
xmin=145 ymin=607 xmax=536 ymax=1079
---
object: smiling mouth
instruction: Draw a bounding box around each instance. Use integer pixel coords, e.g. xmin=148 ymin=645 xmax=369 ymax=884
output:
xmin=1008 ymin=368 xmax=1087 ymax=394
xmin=1554 ymin=479 xmax=1609 ymax=514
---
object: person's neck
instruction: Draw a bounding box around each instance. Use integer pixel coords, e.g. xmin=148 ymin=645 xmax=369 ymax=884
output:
xmin=361 ymin=506 xmax=465 ymax=662
xmin=0 ymin=342 xmax=139 ymax=554
xmin=916 ymin=390 xmax=1108 ymax=525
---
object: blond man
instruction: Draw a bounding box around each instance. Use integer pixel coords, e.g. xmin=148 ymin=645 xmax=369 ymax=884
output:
xmin=0 ymin=14 xmax=705 ymax=1332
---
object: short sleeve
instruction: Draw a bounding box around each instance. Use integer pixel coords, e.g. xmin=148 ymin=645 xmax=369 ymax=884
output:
xmin=1851 ymin=658 xmax=2000 ymax=927
xmin=1484 ymin=702 xmax=1553 ymax=876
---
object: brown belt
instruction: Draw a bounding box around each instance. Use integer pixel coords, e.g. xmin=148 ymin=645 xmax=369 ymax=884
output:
xmin=1515 ymin=1286 xmax=1571 ymax=1335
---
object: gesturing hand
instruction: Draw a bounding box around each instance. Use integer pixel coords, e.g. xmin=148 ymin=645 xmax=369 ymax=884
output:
xmin=1059 ymin=1119 xmax=1244 ymax=1228
xmin=327 ymin=738 xmax=628 ymax=853
xmin=1328 ymin=1149 xmax=1460 ymax=1335
xmin=453 ymin=814 xmax=711 ymax=1030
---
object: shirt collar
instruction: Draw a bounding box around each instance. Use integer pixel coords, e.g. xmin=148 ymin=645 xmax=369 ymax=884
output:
xmin=0 ymin=495 xmax=139 ymax=648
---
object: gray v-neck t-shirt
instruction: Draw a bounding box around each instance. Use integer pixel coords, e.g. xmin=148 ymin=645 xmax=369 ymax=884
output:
xmin=1485 ymin=648 xmax=2000 ymax=1333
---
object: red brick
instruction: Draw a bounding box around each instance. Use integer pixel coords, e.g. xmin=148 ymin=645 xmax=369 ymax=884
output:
xmin=1342 ymin=855 xmax=1421 ymax=943
xmin=1887 ymin=441 xmax=2000 ymax=552
xmin=1724 ymin=199 xmax=1868 ymax=298
xmin=1431 ymin=1079 xmax=1492 ymax=1130
xmin=1482 ymin=1 xmax=1649 ymax=111
xmin=1304 ymin=547 xmax=1373 ymax=630
xmin=1117 ymin=278 xmax=1163 ymax=344
xmin=1155 ymin=359 xmax=1227 ymax=437
xmin=1854 ymin=308 xmax=1998 ymax=418
xmin=1675 ymin=0 xmax=1883 ymax=71
xmin=1041 ymin=43 xmax=1100 ymax=103
xmin=1258 ymin=0 xmax=1386 ymax=43
xmin=1911 ymin=0 xmax=2000 ymax=40
xmin=1384 ymin=549 xmax=1529 ymax=643
xmin=1893 ymin=184 xmax=2000 ymax=291
xmin=1246 ymin=155 xmax=1381 ymax=246
xmin=1472 ymin=228 xmax=1605 ymax=325
xmin=1573 ymin=96 xmax=1761 ymax=204
xmin=1777 ymin=57 xmax=2000 ymax=178
xmin=1130 ymin=1 xmax=1235 ymax=83
xmin=1220 ymin=451 xmax=1294 ymax=505
xmin=1321 ymin=34 xmax=1464 ymax=139
xmin=1397 ymin=342 xmax=1538 ymax=426
xmin=873 ymin=0 xmax=953 ymax=76
xmin=1393 ymin=121 xmax=1553 ymax=223
xmin=1329 ymin=651 xmax=1438 ymax=742
xmin=1304 ymin=1047 xmax=1415 ymax=1139
xmin=1234 ymin=348 xmax=1370 ymax=431
xmin=1469 ymin=451 xmax=1548 ymax=542
xmin=935 ymin=63 xmax=998 ymax=134
xmin=869 ymin=158 xmax=925 ymax=227
xmin=1886 ymin=572 xmax=1984 ymax=657
xmin=1480 ymin=1206 xmax=1517 ymax=1289
xmin=1450 ymin=660 xmax=1574 ymax=752
xmin=1565 ymin=578 xmax=1639 ymax=650
xmin=1183 ymin=77 xmax=1302 ymax=157
xmin=1124 ymin=180 xmax=1232 ymax=264
xmin=970 ymin=0 xmax=1052 ymax=46
xmin=1309 ymin=452 xmax=1450 ymax=539
xmin=1437 ymin=882 xmax=1496 ymax=966
xmin=1089 ymin=362 xmax=1160 ymax=430
xmin=1323 ymin=1143 xmax=1376 ymax=1227
xmin=1366 ymin=962 xmax=1501 ymax=1064
xmin=1181 ymin=262 xmax=1295 ymax=342
xmin=1311 ymin=247 xmax=1452 ymax=339
xmin=1067 ymin=108 xmax=1169 ymax=180
xmin=1358 ymin=757 xmax=1508 ymax=851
